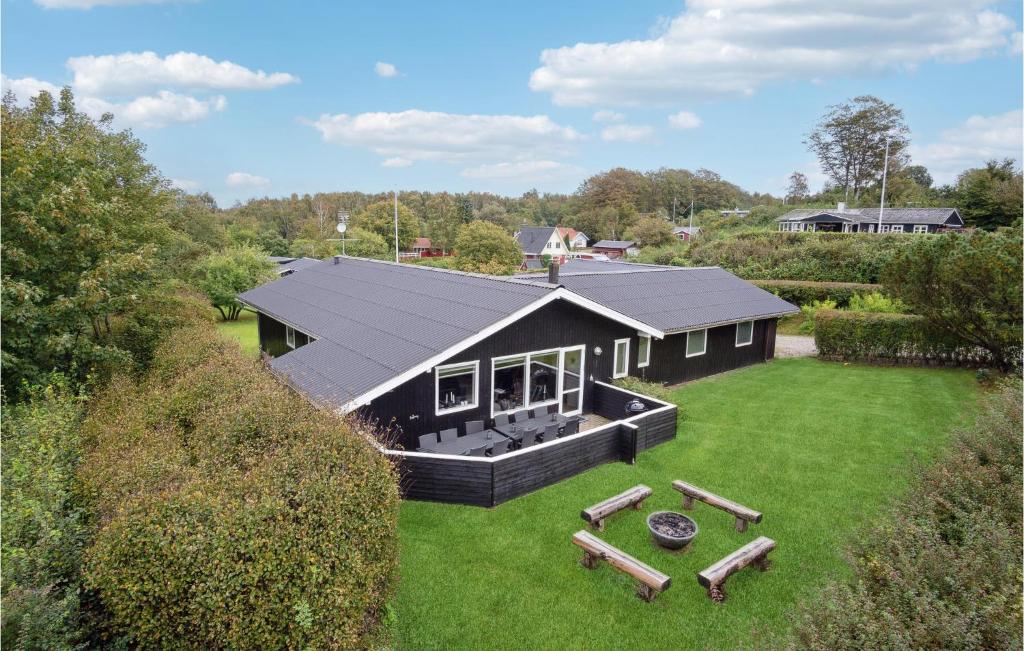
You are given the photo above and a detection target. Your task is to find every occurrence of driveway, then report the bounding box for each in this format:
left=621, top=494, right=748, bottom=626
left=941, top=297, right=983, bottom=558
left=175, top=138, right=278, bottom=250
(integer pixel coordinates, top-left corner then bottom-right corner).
left=775, top=335, right=818, bottom=358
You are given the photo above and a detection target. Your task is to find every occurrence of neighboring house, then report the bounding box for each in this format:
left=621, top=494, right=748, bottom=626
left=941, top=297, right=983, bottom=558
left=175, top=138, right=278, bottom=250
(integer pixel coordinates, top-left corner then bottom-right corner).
left=270, top=256, right=320, bottom=277
left=557, top=226, right=589, bottom=249
left=776, top=204, right=964, bottom=233
left=591, top=240, right=639, bottom=259
left=239, top=257, right=796, bottom=505
left=515, top=226, right=567, bottom=265
left=720, top=208, right=751, bottom=217
left=672, top=226, right=701, bottom=241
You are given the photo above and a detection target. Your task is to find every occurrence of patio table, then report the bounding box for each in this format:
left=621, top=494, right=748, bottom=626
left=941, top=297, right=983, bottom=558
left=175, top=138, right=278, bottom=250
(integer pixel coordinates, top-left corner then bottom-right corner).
left=430, top=429, right=509, bottom=456
left=493, top=413, right=571, bottom=445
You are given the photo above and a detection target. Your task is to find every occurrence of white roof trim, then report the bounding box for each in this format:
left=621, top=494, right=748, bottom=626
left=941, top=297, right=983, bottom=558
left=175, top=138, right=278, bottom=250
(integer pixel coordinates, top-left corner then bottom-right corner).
left=336, top=289, right=664, bottom=413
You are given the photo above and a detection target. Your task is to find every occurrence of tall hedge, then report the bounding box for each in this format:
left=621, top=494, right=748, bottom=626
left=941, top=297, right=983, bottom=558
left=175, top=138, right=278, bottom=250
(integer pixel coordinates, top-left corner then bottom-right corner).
left=814, top=310, right=990, bottom=366
left=750, top=279, right=882, bottom=308
left=790, top=380, right=1022, bottom=649
left=78, top=324, right=399, bottom=649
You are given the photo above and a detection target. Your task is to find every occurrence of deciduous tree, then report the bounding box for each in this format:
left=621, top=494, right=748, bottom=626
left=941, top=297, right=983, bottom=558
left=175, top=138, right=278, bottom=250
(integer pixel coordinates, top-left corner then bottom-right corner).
left=352, top=199, right=418, bottom=252
left=453, top=221, right=522, bottom=274
left=194, top=245, right=277, bottom=321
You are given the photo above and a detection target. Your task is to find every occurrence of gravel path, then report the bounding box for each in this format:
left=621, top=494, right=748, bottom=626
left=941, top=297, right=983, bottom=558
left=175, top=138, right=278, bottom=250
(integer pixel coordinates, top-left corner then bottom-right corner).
left=775, top=335, right=818, bottom=358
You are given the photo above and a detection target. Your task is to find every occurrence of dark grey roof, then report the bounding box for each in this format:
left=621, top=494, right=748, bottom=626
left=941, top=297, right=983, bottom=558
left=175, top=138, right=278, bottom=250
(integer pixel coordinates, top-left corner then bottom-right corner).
left=277, top=257, right=321, bottom=275
left=515, top=226, right=557, bottom=255
left=672, top=226, right=700, bottom=235
left=592, top=240, right=636, bottom=249
left=777, top=207, right=962, bottom=225
left=523, top=258, right=545, bottom=270
left=238, top=257, right=555, bottom=409
left=269, top=255, right=297, bottom=263
left=554, top=262, right=798, bottom=334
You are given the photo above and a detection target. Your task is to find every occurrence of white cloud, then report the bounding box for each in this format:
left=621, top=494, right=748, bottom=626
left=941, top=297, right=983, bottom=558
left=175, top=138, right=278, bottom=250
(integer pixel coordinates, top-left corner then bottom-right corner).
left=68, top=51, right=298, bottom=95
left=79, top=91, right=226, bottom=128
left=381, top=157, right=413, bottom=167
left=310, top=109, right=582, bottom=163
left=374, top=61, right=400, bottom=78
left=460, top=160, right=582, bottom=182
left=668, top=110, right=701, bottom=129
left=530, top=0, right=1019, bottom=106
left=225, top=172, right=270, bottom=188
left=592, top=110, right=624, bottom=123
left=170, top=178, right=202, bottom=191
left=35, top=0, right=176, bottom=8
left=600, top=124, right=654, bottom=142
left=911, top=109, right=1023, bottom=184
left=1, top=75, right=62, bottom=103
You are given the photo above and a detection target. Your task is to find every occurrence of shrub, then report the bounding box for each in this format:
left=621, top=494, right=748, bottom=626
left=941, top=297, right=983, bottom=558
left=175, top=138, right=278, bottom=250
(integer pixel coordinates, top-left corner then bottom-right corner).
left=613, top=376, right=673, bottom=403
left=750, top=279, right=882, bottom=308
left=453, top=221, right=522, bottom=275
left=846, top=291, right=906, bottom=313
left=790, top=380, right=1022, bottom=650
left=814, top=310, right=990, bottom=366
left=193, top=245, right=277, bottom=321
left=1, top=377, right=89, bottom=651
left=79, top=324, right=400, bottom=649
left=798, top=299, right=837, bottom=334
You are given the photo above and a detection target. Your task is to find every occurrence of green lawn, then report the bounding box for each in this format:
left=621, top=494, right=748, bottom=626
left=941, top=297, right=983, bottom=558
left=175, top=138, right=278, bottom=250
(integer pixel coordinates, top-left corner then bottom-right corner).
left=214, top=309, right=259, bottom=357
left=395, top=359, right=978, bottom=650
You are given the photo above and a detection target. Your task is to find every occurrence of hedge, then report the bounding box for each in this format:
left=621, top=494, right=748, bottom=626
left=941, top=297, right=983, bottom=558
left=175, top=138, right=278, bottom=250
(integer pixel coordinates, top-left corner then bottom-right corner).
left=79, top=324, right=400, bottom=649
left=750, top=279, right=882, bottom=308
left=790, top=380, right=1022, bottom=649
left=814, top=310, right=991, bottom=367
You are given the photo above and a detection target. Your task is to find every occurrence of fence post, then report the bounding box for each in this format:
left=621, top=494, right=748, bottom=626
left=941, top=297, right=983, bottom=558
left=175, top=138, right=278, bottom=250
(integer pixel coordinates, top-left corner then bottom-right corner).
left=620, top=422, right=639, bottom=464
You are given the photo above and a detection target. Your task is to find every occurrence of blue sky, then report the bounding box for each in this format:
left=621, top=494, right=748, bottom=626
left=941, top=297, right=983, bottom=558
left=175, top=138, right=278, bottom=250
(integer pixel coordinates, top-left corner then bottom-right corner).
left=3, top=0, right=1022, bottom=206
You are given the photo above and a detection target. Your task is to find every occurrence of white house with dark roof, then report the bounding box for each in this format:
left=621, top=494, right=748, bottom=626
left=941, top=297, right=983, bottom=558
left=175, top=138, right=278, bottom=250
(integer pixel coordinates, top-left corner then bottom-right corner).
left=777, top=204, right=964, bottom=233
left=514, top=226, right=567, bottom=265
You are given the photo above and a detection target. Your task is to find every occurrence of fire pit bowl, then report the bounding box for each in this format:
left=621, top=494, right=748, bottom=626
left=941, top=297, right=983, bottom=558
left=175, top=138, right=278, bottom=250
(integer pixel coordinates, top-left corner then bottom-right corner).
left=647, top=511, right=698, bottom=550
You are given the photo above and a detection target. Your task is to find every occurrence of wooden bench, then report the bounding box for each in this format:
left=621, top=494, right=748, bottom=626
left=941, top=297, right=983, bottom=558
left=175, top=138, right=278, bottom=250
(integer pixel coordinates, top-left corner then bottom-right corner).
left=580, top=484, right=652, bottom=531
left=697, top=536, right=775, bottom=603
left=572, top=530, right=671, bottom=602
left=671, top=480, right=762, bottom=532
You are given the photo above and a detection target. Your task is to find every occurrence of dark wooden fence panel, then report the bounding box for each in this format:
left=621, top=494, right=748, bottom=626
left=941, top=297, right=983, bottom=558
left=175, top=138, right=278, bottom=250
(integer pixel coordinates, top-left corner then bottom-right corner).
left=396, top=455, right=493, bottom=507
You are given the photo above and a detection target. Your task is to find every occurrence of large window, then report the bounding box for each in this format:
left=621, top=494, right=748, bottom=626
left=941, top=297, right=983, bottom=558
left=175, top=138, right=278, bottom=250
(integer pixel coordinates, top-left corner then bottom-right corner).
left=686, top=329, right=707, bottom=358
left=613, top=338, right=630, bottom=378
left=735, top=321, right=753, bottom=347
left=285, top=326, right=296, bottom=349
left=912, top=225, right=928, bottom=234
left=435, top=361, right=479, bottom=415
left=491, top=349, right=561, bottom=415
left=890, top=224, right=904, bottom=233
left=492, top=355, right=526, bottom=413
left=637, top=334, right=651, bottom=368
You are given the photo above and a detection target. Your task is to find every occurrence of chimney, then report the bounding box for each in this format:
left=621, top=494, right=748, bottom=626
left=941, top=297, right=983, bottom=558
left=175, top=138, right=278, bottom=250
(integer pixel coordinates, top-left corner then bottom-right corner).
left=837, top=202, right=846, bottom=212
left=548, top=262, right=560, bottom=284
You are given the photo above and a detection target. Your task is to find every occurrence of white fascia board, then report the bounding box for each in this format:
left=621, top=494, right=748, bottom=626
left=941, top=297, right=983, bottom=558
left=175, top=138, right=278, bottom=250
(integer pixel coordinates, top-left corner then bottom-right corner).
left=553, top=288, right=664, bottom=339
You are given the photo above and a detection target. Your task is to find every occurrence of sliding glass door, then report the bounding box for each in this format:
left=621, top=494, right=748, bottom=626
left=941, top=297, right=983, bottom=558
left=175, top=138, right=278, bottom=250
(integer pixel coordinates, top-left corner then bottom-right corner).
left=560, top=346, right=585, bottom=416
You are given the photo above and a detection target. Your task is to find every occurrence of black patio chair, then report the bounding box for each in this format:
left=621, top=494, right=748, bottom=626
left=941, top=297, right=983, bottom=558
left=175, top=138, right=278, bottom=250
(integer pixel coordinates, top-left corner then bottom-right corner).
left=417, top=432, right=438, bottom=451
left=488, top=438, right=510, bottom=456
left=542, top=423, right=559, bottom=442
left=494, top=413, right=510, bottom=427
left=512, top=409, right=529, bottom=423
left=440, top=428, right=458, bottom=442
left=562, top=417, right=579, bottom=436
left=469, top=444, right=487, bottom=457
left=547, top=404, right=559, bottom=415
left=520, top=426, right=538, bottom=448
left=465, top=420, right=484, bottom=435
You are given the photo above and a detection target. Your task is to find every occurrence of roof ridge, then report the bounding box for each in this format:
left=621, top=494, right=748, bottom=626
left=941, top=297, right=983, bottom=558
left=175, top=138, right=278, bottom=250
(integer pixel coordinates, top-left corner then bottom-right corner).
left=331, top=255, right=558, bottom=290
left=561, top=264, right=723, bottom=277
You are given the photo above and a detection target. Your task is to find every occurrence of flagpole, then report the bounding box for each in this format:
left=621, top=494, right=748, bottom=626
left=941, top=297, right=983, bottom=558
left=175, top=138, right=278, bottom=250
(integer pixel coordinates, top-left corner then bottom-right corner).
left=393, top=190, right=399, bottom=263
left=878, top=137, right=890, bottom=234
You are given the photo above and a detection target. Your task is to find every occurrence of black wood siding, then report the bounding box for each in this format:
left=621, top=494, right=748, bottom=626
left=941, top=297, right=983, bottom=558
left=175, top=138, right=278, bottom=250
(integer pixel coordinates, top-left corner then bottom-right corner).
left=634, top=319, right=777, bottom=385
left=257, top=312, right=311, bottom=358
left=364, top=299, right=642, bottom=450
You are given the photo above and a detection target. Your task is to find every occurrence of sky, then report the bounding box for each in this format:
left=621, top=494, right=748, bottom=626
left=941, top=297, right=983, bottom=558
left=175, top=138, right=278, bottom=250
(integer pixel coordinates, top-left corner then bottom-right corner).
left=3, top=0, right=1022, bottom=206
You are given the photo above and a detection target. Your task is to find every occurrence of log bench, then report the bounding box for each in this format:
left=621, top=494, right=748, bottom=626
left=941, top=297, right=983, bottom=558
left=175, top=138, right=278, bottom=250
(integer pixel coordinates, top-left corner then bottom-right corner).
left=697, top=536, right=775, bottom=603
left=671, top=480, right=762, bottom=532
left=571, top=530, right=671, bottom=602
left=580, top=484, right=652, bottom=531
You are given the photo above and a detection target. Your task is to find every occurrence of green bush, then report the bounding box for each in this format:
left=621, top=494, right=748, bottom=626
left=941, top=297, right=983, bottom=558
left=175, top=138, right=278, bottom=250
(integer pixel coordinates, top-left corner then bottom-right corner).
left=790, top=380, right=1022, bottom=650
left=798, top=299, right=837, bottom=334
left=1, top=377, right=89, bottom=651
left=613, top=376, right=673, bottom=403
left=79, top=324, right=400, bottom=649
left=750, top=279, right=882, bottom=308
left=814, top=310, right=989, bottom=366
left=847, top=291, right=906, bottom=313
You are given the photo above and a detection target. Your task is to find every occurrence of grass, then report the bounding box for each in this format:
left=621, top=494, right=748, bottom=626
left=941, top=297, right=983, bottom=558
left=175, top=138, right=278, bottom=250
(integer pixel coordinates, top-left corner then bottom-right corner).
left=776, top=313, right=808, bottom=336
left=394, top=358, right=979, bottom=650
left=213, top=309, right=259, bottom=357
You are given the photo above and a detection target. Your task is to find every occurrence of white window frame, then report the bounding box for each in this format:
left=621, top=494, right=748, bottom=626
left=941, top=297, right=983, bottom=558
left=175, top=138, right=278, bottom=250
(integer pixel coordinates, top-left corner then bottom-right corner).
left=285, top=325, right=296, bottom=349
left=890, top=224, right=904, bottom=233
left=612, top=338, right=630, bottom=379
left=559, top=345, right=586, bottom=417
left=912, top=225, right=928, bottom=234
left=879, top=224, right=890, bottom=233
left=435, top=360, right=480, bottom=416
left=637, top=334, right=651, bottom=368
left=735, top=321, right=754, bottom=347
left=685, top=329, right=707, bottom=358
left=490, top=349, right=563, bottom=417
